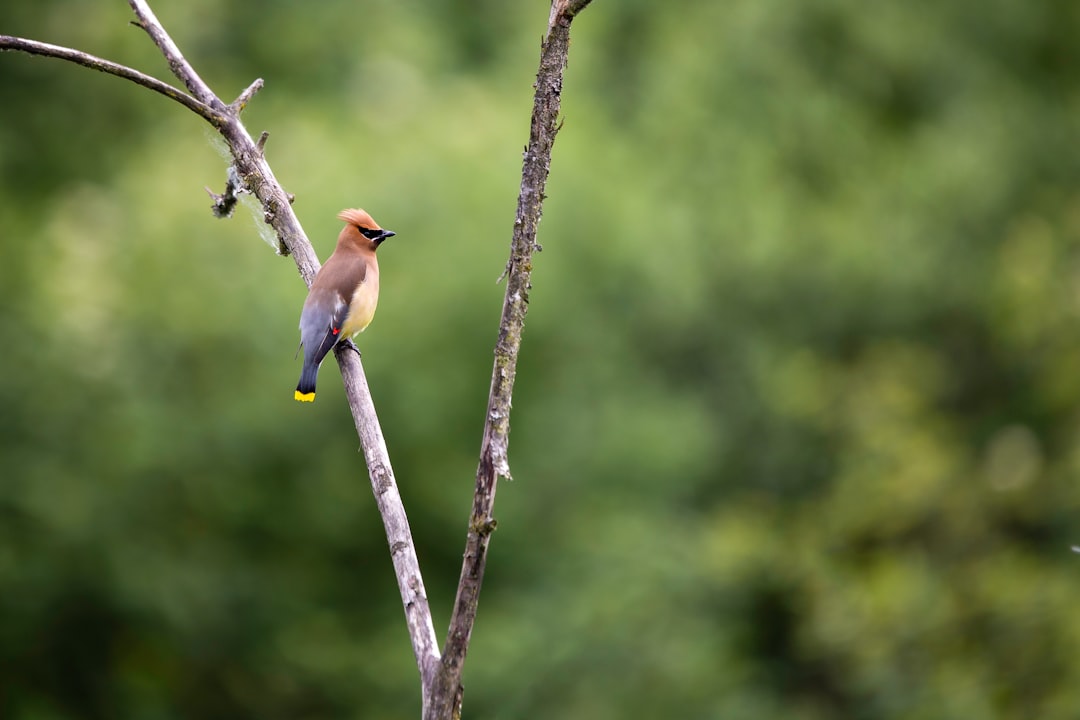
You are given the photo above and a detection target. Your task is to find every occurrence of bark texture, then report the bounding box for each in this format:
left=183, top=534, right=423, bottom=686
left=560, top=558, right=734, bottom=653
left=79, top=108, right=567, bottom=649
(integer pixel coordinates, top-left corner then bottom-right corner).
left=426, top=2, right=595, bottom=718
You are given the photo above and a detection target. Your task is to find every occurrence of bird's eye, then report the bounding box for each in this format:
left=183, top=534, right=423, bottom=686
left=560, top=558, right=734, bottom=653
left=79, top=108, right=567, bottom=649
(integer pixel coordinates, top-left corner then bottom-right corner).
left=359, top=227, right=381, bottom=239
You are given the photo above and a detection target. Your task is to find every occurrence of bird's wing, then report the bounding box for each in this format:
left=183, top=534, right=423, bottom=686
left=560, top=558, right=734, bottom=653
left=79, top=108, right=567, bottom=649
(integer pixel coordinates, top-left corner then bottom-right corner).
left=298, top=286, right=352, bottom=367
left=298, top=253, right=371, bottom=362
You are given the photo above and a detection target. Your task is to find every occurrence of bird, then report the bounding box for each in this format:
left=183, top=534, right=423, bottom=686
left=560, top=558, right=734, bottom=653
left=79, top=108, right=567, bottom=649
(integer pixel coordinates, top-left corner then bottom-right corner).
left=294, top=208, right=396, bottom=402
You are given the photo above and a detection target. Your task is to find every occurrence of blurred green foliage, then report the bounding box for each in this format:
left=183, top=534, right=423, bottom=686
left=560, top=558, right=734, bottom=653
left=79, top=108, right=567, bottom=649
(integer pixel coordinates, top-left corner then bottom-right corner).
left=3, top=0, right=1080, bottom=718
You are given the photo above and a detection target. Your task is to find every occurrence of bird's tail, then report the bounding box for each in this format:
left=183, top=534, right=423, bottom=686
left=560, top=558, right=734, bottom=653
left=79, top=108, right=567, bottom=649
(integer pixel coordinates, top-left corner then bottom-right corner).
left=295, top=358, right=320, bottom=402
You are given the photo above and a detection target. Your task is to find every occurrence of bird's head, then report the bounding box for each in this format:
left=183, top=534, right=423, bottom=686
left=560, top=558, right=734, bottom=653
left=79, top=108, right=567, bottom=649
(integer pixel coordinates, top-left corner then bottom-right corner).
left=338, top=208, right=396, bottom=250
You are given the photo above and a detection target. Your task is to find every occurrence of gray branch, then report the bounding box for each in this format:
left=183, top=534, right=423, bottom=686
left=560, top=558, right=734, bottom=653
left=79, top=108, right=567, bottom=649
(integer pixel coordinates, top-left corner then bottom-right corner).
left=1, top=0, right=440, bottom=700
left=128, top=0, right=221, bottom=107
left=0, top=34, right=222, bottom=125
left=425, top=1, right=594, bottom=717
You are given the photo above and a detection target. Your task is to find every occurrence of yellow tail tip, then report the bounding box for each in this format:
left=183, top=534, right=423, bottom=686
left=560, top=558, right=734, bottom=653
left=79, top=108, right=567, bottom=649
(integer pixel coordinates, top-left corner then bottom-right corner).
left=295, top=390, right=316, bottom=402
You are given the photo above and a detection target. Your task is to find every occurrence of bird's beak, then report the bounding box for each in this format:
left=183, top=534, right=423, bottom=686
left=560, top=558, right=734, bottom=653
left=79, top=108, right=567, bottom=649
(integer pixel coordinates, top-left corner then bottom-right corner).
left=375, top=229, right=396, bottom=244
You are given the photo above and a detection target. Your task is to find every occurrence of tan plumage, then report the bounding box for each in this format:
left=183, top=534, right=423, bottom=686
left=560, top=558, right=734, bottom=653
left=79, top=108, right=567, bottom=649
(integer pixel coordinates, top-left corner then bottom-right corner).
left=295, top=208, right=396, bottom=402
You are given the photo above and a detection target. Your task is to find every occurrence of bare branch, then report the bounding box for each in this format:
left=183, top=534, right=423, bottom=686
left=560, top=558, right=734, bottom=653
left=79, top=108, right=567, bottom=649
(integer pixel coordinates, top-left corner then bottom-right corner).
left=126, top=0, right=443, bottom=691
left=128, top=0, right=221, bottom=108
left=425, top=1, right=594, bottom=717
left=0, top=35, right=222, bottom=125
left=564, top=0, right=595, bottom=16
left=2, top=0, right=442, bottom=699
left=546, top=0, right=594, bottom=36
left=231, top=78, right=264, bottom=113
left=336, top=343, right=442, bottom=683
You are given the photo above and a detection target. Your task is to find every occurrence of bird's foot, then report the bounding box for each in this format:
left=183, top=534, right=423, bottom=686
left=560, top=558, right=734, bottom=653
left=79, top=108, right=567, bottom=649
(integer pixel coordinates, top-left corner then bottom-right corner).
left=338, top=338, right=362, bottom=358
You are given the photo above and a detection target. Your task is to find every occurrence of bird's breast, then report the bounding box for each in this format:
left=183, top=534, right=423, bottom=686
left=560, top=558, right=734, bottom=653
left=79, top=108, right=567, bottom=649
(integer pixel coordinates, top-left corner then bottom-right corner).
left=341, top=272, right=380, bottom=337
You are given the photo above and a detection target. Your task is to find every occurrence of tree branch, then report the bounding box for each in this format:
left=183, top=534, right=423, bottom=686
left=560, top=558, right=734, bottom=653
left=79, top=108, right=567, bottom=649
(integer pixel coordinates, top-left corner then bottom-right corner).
left=426, top=1, right=594, bottom=717
left=0, top=35, right=223, bottom=126
left=337, top=343, right=442, bottom=686
left=0, top=0, right=441, bottom=702
left=128, top=0, right=221, bottom=108
left=231, top=77, right=264, bottom=113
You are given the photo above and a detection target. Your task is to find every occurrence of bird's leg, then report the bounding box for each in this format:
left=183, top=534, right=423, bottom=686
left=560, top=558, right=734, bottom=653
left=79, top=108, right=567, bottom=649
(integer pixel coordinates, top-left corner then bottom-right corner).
left=338, top=338, right=362, bottom=358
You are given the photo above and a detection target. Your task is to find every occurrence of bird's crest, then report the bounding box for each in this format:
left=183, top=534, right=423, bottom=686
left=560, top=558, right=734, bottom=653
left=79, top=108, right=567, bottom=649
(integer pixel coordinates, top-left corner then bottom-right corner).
left=338, top=208, right=378, bottom=229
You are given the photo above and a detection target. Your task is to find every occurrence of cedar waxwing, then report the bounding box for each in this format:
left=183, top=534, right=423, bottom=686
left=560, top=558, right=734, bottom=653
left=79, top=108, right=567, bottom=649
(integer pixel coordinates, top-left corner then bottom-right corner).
left=294, top=208, right=396, bottom=402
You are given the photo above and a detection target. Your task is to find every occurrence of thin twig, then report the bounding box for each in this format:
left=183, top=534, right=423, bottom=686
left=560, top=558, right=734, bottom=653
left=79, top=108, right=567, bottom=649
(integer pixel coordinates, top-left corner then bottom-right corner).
left=128, top=0, right=221, bottom=107
left=0, top=35, right=223, bottom=125
left=425, top=1, right=594, bottom=717
left=231, top=77, right=264, bottom=113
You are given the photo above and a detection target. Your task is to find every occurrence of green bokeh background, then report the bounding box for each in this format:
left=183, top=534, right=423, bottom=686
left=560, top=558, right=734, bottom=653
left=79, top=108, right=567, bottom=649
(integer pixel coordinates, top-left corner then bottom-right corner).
left=3, top=1, right=1080, bottom=718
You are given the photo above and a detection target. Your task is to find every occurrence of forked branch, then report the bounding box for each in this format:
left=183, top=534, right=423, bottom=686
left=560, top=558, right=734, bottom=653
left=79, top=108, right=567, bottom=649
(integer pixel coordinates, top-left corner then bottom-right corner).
left=0, top=1, right=594, bottom=717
